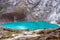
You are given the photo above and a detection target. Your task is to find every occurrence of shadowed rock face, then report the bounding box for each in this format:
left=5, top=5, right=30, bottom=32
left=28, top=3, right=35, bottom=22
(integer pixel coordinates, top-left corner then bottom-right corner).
left=1, top=13, right=14, bottom=22
left=1, top=13, right=26, bottom=22
left=46, top=36, right=60, bottom=40
left=0, top=8, right=26, bottom=22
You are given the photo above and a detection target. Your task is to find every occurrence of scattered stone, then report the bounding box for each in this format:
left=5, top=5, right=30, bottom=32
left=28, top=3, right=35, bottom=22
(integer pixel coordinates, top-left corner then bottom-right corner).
left=0, top=27, right=60, bottom=40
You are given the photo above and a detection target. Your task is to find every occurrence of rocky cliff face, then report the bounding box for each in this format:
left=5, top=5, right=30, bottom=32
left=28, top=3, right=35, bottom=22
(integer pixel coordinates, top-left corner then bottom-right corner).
left=26, top=0, right=60, bottom=23
left=0, top=0, right=60, bottom=24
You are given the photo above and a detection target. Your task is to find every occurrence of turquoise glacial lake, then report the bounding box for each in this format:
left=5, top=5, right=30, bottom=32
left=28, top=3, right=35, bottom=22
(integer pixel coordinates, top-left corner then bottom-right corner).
left=1, top=21, right=60, bottom=30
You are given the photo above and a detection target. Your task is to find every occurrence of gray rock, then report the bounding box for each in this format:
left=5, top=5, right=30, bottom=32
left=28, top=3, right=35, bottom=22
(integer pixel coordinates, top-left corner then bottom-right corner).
left=1, top=0, right=60, bottom=24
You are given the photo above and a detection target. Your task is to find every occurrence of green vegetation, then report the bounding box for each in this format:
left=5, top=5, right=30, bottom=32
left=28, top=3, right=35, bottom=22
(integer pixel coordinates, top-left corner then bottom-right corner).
left=0, top=6, right=3, bottom=11
left=6, top=33, right=13, bottom=38
left=0, top=6, right=7, bottom=14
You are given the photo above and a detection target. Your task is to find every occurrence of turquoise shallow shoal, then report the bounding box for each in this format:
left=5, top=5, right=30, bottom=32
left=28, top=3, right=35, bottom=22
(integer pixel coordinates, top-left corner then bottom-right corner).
left=1, top=21, right=60, bottom=30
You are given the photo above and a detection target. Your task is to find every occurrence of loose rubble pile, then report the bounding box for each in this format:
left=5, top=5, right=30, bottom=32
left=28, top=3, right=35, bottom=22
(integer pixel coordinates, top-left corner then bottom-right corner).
left=0, top=26, right=60, bottom=40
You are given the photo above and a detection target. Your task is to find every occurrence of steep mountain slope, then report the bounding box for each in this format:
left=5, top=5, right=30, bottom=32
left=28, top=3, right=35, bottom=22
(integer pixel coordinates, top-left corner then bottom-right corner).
left=0, top=0, right=60, bottom=24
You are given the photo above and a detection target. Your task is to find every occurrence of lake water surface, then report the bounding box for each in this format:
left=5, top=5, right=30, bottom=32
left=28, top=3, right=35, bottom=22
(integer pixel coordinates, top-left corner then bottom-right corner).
left=1, top=21, right=60, bottom=30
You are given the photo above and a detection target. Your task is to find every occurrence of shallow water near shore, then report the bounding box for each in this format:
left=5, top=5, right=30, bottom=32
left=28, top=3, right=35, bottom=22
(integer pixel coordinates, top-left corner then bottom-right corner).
left=1, top=21, right=60, bottom=30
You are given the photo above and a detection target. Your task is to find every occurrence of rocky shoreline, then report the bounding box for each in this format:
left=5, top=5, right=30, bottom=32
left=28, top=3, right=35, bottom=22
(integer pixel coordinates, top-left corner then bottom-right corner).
left=0, top=27, right=60, bottom=40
